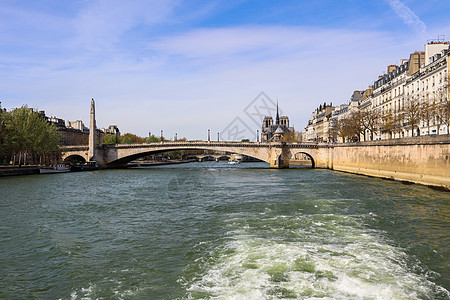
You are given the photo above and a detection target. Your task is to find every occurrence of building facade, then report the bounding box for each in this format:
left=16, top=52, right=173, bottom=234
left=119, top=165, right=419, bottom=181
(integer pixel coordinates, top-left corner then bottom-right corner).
left=304, top=39, right=450, bottom=142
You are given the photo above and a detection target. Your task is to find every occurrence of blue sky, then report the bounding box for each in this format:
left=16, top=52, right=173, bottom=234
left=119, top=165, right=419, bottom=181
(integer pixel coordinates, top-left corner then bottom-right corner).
left=1, top=0, right=449, bottom=140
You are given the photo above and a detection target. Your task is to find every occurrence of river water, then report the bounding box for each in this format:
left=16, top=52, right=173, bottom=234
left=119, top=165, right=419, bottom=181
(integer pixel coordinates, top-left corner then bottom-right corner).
left=0, top=161, right=448, bottom=299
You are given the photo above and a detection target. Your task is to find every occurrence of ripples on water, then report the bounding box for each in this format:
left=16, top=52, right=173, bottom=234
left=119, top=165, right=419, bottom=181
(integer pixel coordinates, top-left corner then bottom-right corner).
left=0, top=161, right=448, bottom=299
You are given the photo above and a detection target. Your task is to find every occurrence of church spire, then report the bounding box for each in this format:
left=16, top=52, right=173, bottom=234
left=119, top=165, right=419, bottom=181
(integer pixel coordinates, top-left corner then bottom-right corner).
left=276, top=101, right=280, bottom=125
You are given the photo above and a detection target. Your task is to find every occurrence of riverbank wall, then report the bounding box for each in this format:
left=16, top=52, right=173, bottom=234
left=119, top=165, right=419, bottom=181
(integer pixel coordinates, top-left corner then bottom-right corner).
left=329, top=135, right=450, bottom=190
left=0, top=166, right=40, bottom=177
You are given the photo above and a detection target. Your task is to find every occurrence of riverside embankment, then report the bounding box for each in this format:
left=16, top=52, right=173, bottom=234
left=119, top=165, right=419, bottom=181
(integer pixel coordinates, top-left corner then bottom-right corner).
left=330, top=135, right=450, bottom=190
left=0, top=166, right=40, bottom=177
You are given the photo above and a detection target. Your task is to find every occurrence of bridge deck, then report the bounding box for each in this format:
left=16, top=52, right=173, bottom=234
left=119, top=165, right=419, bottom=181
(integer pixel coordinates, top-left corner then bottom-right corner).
left=62, top=141, right=321, bottom=151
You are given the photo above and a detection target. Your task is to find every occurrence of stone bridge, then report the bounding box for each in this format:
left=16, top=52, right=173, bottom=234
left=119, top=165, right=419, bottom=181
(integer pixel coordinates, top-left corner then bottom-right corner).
left=61, top=99, right=450, bottom=189
left=61, top=141, right=331, bottom=169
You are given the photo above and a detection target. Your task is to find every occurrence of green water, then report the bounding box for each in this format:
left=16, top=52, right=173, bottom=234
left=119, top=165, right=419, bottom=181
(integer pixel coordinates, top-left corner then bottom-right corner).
left=0, top=161, right=448, bottom=299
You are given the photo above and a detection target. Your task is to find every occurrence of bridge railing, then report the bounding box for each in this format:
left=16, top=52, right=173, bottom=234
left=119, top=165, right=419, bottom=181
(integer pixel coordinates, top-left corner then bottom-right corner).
left=61, top=141, right=323, bottom=152
left=104, top=141, right=320, bottom=149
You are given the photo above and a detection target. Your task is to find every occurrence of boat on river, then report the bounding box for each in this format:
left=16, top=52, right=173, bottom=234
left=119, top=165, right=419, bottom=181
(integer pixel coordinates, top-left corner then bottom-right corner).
left=228, top=159, right=241, bottom=165
left=70, top=161, right=99, bottom=172
left=39, top=164, right=70, bottom=174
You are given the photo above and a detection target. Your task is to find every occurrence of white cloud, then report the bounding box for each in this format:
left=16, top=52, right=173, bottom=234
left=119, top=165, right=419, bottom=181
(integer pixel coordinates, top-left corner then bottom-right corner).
left=4, top=25, right=419, bottom=139
left=0, top=1, right=435, bottom=140
left=71, top=0, right=180, bottom=51
left=385, top=0, right=427, bottom=33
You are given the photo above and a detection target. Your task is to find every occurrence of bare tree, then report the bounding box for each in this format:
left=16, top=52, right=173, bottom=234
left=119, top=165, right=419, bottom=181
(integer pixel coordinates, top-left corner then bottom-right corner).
left=361, top=108, right=380, bottom=141
left=281, top=130, right=302, bottom=142
left=347, top=111, right=364, bottom=141
left=435, top=75, right=449, bottom=134
left=381, top=110, right=396, bottom=139
left=420, top=99, right=434, bottom=135
left=402, top=96, right=421, bottom=137
left=393, top=108, right=405, bottom=138
left=329, top=118, right=346, bottom=142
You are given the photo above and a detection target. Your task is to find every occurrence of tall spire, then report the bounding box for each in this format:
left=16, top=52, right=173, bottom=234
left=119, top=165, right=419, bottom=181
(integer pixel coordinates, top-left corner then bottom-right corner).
left=276, top=101, right=280, bottom=125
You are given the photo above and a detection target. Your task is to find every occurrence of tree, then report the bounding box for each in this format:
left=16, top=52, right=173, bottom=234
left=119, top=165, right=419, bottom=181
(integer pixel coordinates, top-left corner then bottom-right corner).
left=381, top=110, right=396, bottom=139
left=0, top=109, right=11, bottom=161
left=330, top=116, right=356, bottom=143
left=119, top=133, right=146, bottom=144
left=347, top=111, right=364, bottom=141
left=402, top=96, right=421, bottom=137
left=1, top=106, right=60, bottom=165
left=146, top=134, right=161, bottom=143
left=361, top=109, right=380, bottom=141
left=392, top=109, right=405, bottom=138
left=419, top=98, right=435, bottom=135
left=103, top=133, right=119, bottom=144
left=434, top=77, right=449, bottom=134
left=329, top=118, right=344, bottom=142
left=281, top=131, right=302, bottom=142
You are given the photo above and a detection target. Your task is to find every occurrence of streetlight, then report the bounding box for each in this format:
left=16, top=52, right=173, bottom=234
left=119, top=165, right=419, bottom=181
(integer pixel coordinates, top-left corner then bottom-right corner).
left=160, top=130, right=163, bottom=141
left=208, top=129, right=210, bottom=142
left=257, top=130, right=259, bottom=142
left=217, top=132, right=219, bottom=142
left=175, top=133, right=177, bottom=141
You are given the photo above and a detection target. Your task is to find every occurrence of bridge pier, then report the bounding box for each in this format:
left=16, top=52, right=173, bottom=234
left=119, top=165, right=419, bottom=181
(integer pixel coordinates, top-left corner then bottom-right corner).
left=269, top=143, right=290, bottom=168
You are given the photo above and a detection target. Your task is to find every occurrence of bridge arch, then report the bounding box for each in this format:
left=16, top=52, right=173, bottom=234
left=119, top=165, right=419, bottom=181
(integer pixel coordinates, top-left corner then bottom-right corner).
left=62, top=142, right=325, bottom=169
left=103, top=145, right=270, bottom=167
left=289, top=150, right=315, bottom=168
left=63, top=154, right=87, bottom=164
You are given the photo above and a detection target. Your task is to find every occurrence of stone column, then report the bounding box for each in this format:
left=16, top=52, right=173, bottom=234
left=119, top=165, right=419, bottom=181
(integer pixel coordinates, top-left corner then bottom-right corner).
left=88, top=98, right=97, bottom=161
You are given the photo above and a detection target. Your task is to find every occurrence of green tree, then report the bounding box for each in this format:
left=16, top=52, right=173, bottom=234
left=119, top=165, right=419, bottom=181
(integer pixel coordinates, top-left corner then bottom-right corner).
left=146, top=134, right=161, bottom=143
left=103, top=133, right=119, bottom=144
left=4, top=106, right=60, bottom=165
left=119, top=133, right=146, bottom=144
left=0, top=109, right=11, bottom=161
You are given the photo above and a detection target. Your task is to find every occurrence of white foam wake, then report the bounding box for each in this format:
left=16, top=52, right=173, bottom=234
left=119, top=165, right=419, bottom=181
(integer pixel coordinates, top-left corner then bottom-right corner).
left=181, top=213, right=448, bottom=299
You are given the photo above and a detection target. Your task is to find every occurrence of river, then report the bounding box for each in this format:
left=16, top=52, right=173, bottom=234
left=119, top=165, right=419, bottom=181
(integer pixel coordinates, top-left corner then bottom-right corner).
left=0, top=161, right=448, bottom=299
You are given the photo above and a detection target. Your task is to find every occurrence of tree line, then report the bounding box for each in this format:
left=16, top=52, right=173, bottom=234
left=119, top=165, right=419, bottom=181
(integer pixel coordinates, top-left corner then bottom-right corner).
left=330, top=91, right=450, bottom=142
left=102, top=133, right=188, bottom=144
left=0, top=106, right=60, bottom=165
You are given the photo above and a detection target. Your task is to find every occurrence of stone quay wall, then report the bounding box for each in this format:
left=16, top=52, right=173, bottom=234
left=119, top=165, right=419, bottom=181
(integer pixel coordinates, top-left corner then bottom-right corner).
left=330, top=135, right=450, bottom=189
left=0, top=166, right=40, bottom=177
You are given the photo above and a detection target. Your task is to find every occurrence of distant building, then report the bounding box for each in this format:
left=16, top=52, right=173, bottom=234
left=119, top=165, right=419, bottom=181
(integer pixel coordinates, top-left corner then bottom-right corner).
left=67, top=120, right=89, bottom=133
left=101, top=125, right=120, bottom=136
left=306, top=103, right=336, bottom=143
left=39, top=111, right=98, bottom=146
left=304, top=39, right=450, bottom=142
left=261, top=103, right=294, bottom=142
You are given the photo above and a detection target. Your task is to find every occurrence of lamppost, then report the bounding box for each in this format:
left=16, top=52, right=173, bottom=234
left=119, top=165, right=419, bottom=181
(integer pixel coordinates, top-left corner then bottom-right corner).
left=175, top=133, right=177, bottom=141
left=217, top=132, right=219, bottom=142
left=208, top=129, right=210, bottom=142
left=257, top=130, right=259, bottom=142
left=160, top=130, right=163, bottom=141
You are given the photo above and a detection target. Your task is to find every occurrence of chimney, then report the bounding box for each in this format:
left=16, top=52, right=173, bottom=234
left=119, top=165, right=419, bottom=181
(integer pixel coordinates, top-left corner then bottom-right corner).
left=387, top=65, right=397, bottom=73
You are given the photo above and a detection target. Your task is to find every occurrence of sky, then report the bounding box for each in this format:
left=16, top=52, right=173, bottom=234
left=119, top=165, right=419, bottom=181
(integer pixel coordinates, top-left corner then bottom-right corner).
left=1, top=0, right=450, bottom=140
